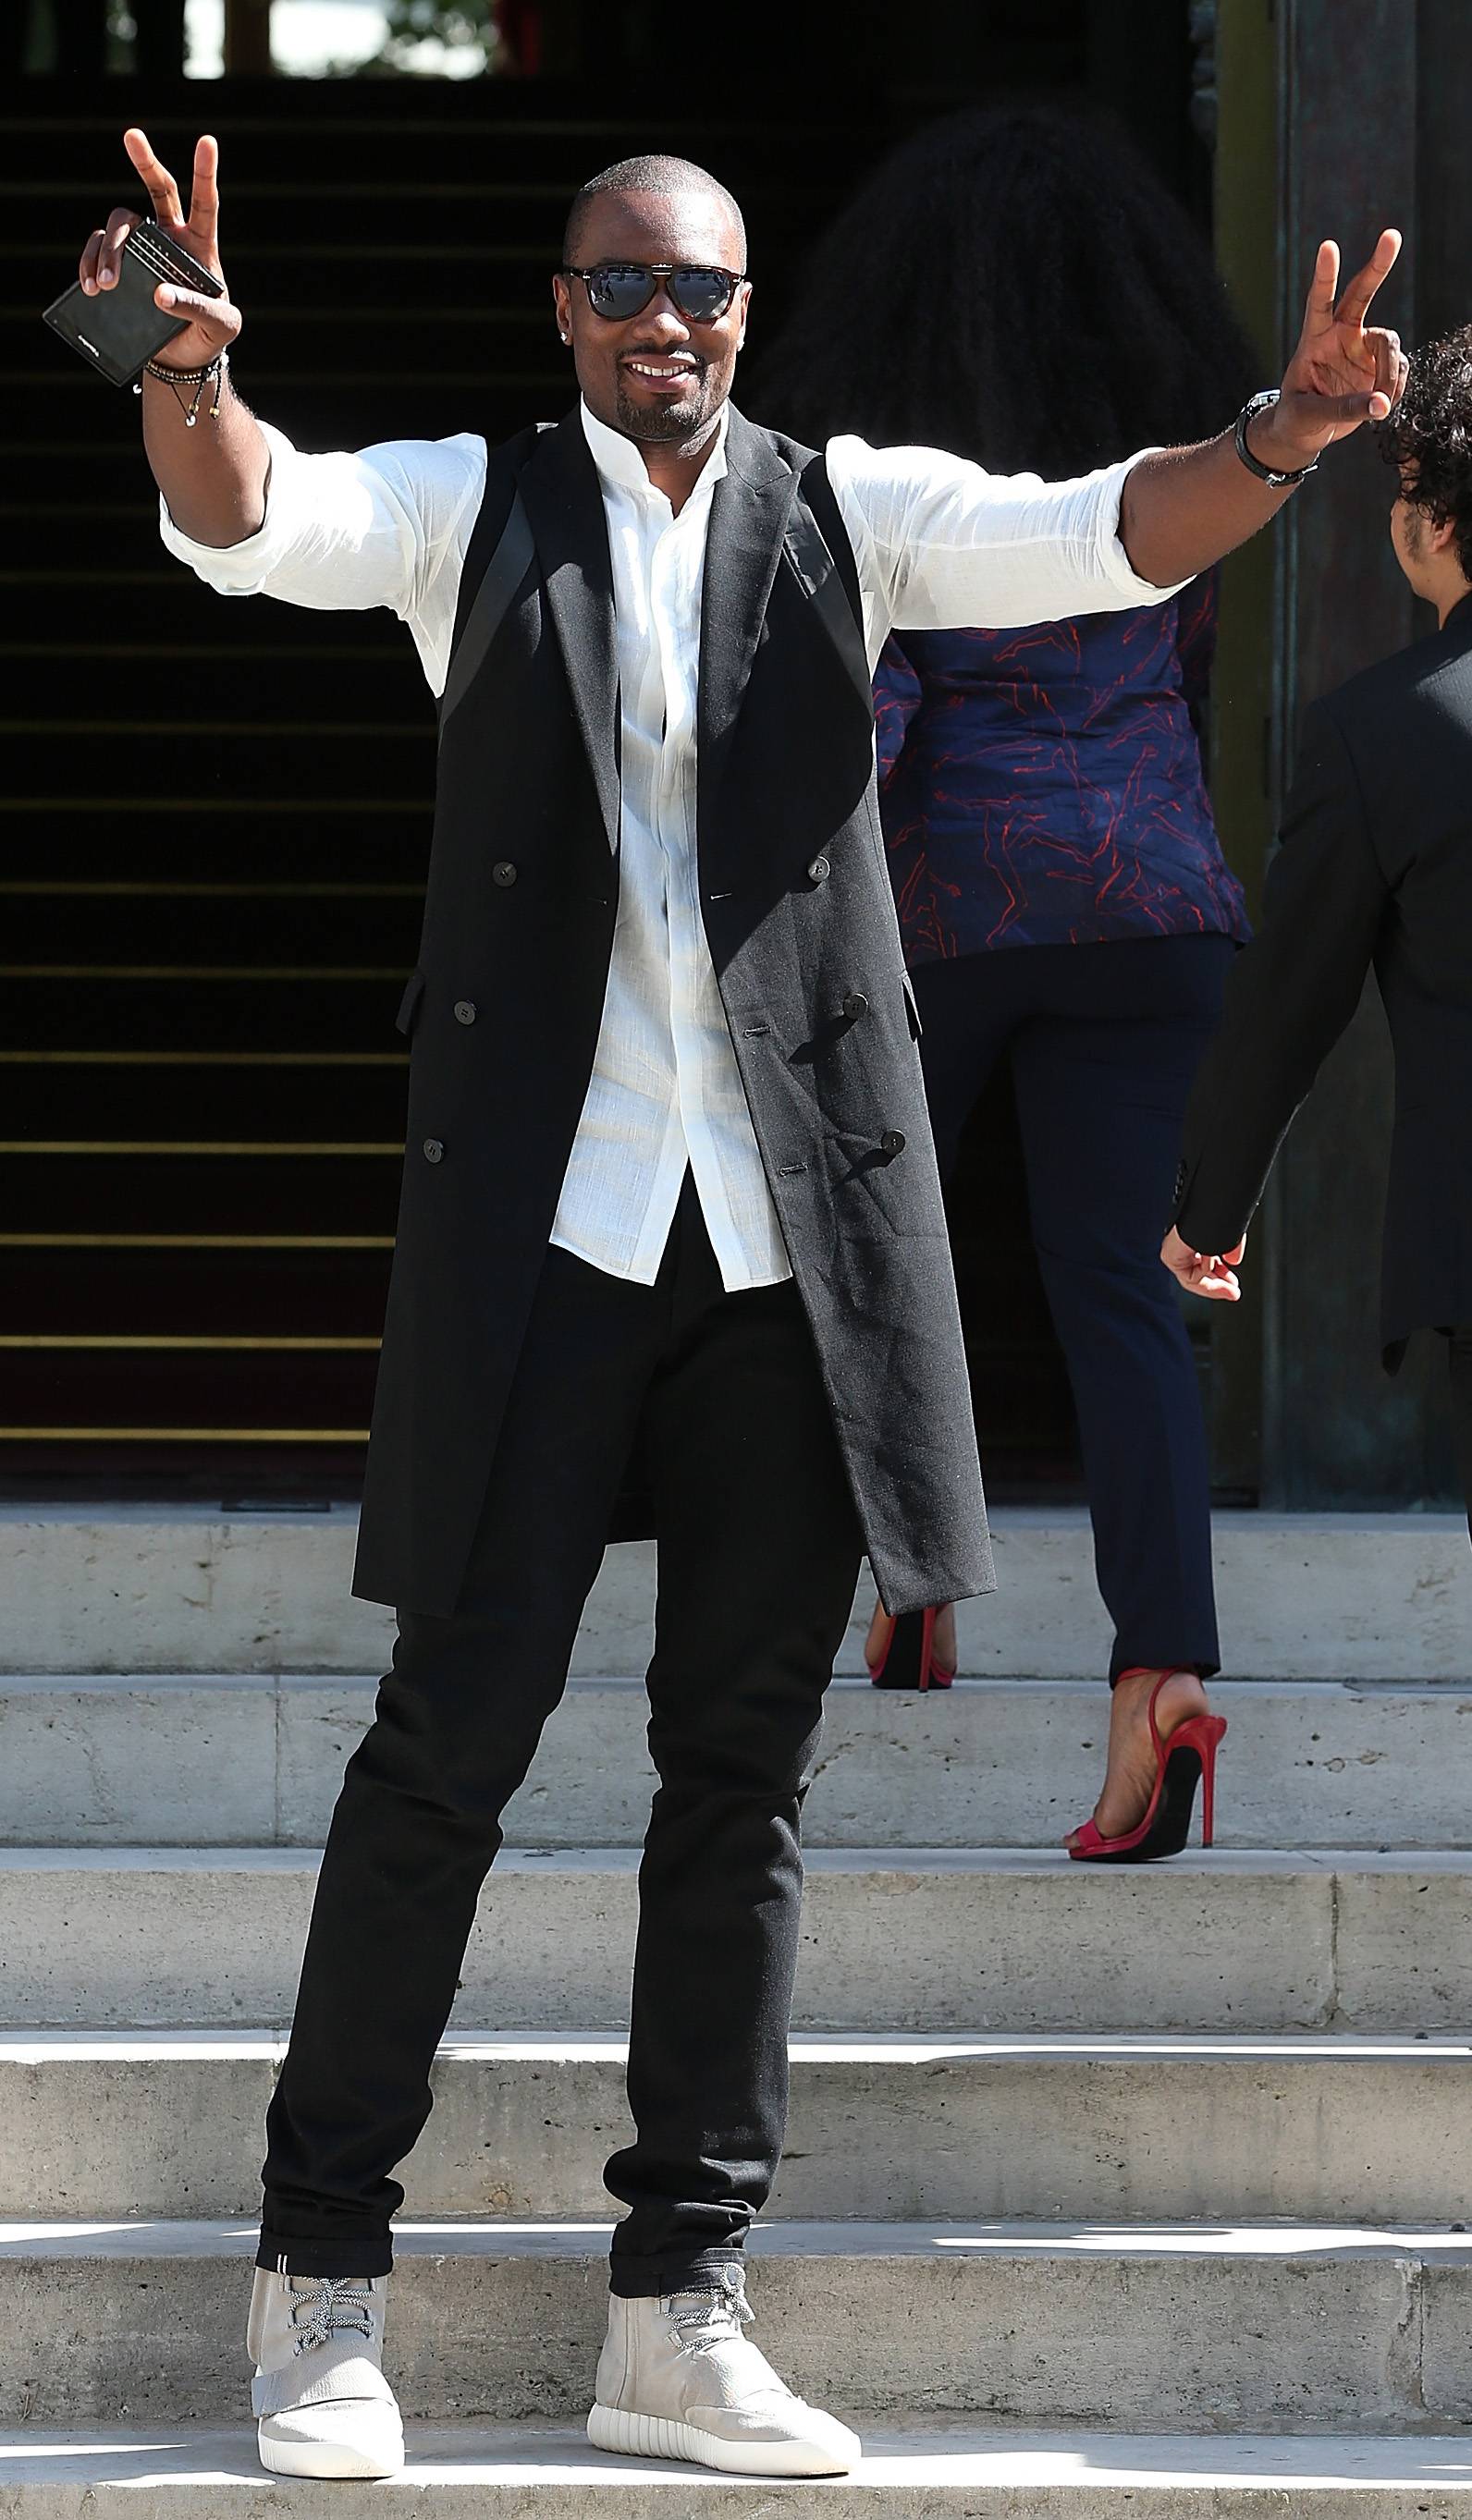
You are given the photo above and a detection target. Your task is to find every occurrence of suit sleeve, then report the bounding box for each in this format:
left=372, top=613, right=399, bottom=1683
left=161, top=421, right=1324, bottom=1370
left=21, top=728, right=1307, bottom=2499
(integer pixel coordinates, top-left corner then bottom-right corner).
left=1172, top=696, right=1391, bottom=1254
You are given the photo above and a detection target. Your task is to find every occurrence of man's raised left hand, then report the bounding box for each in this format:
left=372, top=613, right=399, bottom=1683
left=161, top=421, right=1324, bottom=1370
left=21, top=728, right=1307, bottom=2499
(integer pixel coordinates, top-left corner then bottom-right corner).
left=1252, top=228, right=1409, bottom=475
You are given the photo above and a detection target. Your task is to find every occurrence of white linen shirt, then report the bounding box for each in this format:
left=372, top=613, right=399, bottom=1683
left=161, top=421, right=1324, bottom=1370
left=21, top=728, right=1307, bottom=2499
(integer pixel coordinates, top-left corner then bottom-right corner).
left=160, top=403, right=1184, bottom=1290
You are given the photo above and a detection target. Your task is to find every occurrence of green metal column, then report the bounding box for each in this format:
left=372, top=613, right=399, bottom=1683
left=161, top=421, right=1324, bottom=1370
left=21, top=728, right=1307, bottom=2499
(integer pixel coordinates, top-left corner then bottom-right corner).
left=1269, top=0, right=1456, bottom=1504
left=1214, top=0, right=1456, bottom=1505
left=1205, top=0, right=1278, bottom=1499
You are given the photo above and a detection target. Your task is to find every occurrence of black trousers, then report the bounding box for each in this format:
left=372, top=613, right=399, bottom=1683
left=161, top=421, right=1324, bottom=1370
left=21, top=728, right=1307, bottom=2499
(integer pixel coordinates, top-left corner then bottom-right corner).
left=259, top=1180, right=863, bottom=2294
left=912, top=934, right=1235, bottom=1681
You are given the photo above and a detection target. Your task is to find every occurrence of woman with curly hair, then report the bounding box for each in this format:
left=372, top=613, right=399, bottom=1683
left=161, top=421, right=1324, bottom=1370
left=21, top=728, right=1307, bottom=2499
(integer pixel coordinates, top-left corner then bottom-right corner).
left=752, top=105, right=1258, bottom=1858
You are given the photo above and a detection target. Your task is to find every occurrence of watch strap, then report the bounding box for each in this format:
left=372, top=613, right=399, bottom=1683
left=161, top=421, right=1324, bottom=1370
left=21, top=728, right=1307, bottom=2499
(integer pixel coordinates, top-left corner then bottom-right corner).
left=1234, top=388, right=1320, bottom=488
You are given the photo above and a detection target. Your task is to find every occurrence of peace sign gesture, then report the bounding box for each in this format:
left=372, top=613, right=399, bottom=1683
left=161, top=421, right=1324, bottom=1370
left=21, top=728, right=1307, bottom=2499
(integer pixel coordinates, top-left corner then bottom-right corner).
left=80, top=127, right=241, bottom=374
left=1266, top=229, right=1408, bottom=466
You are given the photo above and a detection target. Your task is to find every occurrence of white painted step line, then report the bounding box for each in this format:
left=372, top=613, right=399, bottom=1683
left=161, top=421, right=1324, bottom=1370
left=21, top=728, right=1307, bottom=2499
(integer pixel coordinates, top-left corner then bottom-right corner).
left=6, top=1511, right=1470, bottom=1681
left=6, top=1674, right=1472, bottom=1851
left=18, top=1841, right=1472, bottom=1871
left=6, top=2028, right=1471, bottom=2058
left=0, top=1844, right=1375, bottom=1872
left=16, top=2216, right=1468, bottom=2259
left=0, top=2422, right=1469, bottom=2501
left=1, top=1846, right=1469, bottom=2033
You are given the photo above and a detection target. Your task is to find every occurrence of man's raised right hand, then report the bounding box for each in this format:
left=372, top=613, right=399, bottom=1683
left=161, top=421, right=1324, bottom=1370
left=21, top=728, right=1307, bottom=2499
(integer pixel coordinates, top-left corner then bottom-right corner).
left=80, top=128, right=240, bottom=373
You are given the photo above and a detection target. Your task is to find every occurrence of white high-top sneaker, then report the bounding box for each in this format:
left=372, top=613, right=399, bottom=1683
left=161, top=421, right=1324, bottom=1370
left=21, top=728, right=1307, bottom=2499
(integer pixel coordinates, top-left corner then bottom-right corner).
left=247, top=2263, right=405, bottom=2479
left=586, top=2266, right=861, bottom=2477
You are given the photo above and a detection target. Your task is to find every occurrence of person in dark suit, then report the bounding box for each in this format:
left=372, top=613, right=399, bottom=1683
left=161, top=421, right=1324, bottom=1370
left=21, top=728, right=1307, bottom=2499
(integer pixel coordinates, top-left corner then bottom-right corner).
left=91, top=116, right=1405, bottom=2481
left=1166, top=327, right=1472, bottom=1531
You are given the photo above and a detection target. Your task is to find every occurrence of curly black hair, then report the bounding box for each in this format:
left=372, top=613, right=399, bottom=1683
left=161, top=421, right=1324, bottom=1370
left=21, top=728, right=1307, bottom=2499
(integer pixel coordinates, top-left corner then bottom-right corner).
left=746, top=105, right=1258, bottom=477
left=1376, top=324, right=1472, bottom=582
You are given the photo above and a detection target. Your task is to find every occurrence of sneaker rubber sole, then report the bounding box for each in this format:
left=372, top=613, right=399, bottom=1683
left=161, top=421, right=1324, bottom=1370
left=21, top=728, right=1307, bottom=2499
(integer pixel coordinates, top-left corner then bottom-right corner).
left=257, top=2416, right=405, bottom=2481
left=587, top=2400, right=857, bottom=2477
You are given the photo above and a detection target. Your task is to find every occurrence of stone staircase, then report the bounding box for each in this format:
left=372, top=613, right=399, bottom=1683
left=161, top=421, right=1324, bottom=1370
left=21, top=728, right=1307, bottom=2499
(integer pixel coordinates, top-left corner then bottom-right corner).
left=2, top=1508, right=1471, bottom=2508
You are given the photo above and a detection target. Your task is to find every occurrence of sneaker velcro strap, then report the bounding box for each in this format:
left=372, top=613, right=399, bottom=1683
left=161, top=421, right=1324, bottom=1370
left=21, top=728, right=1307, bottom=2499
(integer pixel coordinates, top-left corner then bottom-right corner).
left=252, top=2353, right=397, bottom=2418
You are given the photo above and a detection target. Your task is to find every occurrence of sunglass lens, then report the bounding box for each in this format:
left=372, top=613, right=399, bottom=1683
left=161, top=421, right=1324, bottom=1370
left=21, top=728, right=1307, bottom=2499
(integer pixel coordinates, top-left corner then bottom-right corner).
left=587, top=265, right=655, bottom=320
left=672, top=267, right=732, bottom=321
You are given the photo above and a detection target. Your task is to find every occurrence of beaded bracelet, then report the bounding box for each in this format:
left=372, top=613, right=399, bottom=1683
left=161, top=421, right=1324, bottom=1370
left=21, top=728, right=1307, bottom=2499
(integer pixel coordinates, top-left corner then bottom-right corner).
left=133, top=349, right=229, bottom=428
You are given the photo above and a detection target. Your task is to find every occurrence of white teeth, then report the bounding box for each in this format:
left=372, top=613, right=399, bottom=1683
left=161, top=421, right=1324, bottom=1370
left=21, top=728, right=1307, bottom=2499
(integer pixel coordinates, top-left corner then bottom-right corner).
left=627, top=361, right=692, bottom=379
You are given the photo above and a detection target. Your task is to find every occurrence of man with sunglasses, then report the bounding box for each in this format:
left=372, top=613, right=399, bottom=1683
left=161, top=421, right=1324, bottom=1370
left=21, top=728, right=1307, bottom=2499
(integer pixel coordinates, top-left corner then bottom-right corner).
left=87, top=125, right=1405, bottom=2480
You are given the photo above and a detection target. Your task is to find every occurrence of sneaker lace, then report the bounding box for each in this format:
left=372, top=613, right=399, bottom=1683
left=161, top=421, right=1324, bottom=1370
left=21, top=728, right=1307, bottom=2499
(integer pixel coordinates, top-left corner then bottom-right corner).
left=669, top=2269, right=756, bottom=2358
left=288, top=2275, right=375, bottom=2358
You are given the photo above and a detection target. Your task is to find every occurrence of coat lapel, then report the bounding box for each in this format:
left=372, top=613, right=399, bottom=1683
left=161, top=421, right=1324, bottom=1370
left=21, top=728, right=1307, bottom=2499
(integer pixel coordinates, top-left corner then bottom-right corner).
left=518, top=409, right=621, bottom=851
left=697, top=407, right=801, bottom=833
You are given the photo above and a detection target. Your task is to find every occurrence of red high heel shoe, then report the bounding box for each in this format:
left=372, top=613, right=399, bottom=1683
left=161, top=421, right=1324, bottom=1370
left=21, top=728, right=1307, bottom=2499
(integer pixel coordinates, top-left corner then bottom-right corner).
left=866, top=1606, right=955, bottom=1691
left=1067, top=1670, right=1226, bottom=1863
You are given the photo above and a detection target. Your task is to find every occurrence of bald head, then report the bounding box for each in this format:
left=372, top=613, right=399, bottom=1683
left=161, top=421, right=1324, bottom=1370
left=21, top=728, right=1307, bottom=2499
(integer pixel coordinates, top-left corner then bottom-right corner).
left=562, top=154, right=747, bottom=270
left=553, top=157, right=752, bottom=467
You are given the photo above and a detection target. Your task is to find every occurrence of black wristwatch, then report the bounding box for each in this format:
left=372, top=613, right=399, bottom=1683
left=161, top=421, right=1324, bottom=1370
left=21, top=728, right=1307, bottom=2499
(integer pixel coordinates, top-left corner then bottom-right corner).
left=1233, top=388, right=1320, bottom=488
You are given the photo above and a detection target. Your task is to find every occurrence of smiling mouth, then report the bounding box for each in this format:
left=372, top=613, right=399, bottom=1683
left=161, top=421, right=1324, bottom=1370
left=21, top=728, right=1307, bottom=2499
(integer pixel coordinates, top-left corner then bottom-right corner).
left=621, top=358, right=700, bottom=385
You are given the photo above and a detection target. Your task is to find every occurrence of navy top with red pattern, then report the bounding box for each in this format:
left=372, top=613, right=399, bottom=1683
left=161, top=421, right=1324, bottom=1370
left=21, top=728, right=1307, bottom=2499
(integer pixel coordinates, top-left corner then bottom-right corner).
left=874, top=574, right=1251, bottom=966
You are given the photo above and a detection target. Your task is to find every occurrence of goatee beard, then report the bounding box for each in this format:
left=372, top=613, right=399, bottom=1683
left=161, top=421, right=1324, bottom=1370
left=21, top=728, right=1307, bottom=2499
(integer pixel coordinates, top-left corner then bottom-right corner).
left=614, top=372, right=710, bottom=442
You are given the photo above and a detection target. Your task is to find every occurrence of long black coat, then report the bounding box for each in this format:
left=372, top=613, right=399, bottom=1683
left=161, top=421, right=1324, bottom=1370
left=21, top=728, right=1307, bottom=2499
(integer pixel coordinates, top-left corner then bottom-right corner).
left=1175, top=590, right=1472, bottom=1363
left=354, top=405, right=993, bottom=1616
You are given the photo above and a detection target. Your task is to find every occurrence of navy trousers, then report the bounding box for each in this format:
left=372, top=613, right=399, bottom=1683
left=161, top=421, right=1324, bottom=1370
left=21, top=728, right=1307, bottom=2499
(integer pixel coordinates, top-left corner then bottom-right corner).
left=911, top=933, right=1236, bottom=1681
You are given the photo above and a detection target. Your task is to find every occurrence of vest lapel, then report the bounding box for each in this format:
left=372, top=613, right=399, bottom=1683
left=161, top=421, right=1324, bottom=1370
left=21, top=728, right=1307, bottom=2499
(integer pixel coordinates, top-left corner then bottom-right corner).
left=519, top=410, right=620, bottom=852
left=697, top=408, right=801, bottom=833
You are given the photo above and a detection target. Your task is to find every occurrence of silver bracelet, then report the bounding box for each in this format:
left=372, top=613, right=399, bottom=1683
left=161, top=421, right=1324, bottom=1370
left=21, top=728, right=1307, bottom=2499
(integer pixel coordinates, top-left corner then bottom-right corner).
left=133, top=348, right=229, bottom=428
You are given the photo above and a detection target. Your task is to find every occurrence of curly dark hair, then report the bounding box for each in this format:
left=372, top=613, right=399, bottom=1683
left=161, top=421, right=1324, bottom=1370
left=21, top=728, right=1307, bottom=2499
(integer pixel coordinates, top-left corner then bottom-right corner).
left=746, top=106, right=1258, bottom=476
left=1376, top=324, right=1472, bottom=582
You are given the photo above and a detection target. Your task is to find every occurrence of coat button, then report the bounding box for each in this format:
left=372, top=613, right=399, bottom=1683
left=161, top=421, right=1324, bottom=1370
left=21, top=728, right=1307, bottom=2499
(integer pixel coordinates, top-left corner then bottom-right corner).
left=423, top=1138, right=444, bottom=1164
left=453, top=999, right=477, bottom=1026
left=492, top=861, right=518, bottom=887
left=807, top=854, right=830, bottom=885
left=842, top=990, right=868, bottom=1021
left=879, top=1129, right=906, bottom=1158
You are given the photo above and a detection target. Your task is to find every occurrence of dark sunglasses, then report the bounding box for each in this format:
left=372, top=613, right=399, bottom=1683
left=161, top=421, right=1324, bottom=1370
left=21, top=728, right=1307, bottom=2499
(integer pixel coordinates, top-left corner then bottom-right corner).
left=561, top=262, right=745, bottom=324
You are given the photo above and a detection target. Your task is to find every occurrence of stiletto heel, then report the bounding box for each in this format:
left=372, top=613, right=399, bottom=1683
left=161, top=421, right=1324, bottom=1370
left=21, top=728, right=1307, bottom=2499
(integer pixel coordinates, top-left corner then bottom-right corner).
left=866, top=1606, right=955, bottom=1691
left=1068, top=1672, right=1226, bottom=1864
left=1198, top=1718, right=1221, bottom=1848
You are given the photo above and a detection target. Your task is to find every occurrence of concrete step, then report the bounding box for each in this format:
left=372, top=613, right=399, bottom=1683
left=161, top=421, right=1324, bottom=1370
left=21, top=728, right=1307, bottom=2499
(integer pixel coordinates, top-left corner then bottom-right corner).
left=6, top=1507, right=1470, bottom=1682
left=3, top=1673, right=1468, bottom=1851
left=0, top=1846, right=1467, bottom=2035
left=1, top=2422, right=1468, bottom=2512
left=2, top=2219, right=1469, bottom=2430
left=6, top=2030, right=1472, bottom=2225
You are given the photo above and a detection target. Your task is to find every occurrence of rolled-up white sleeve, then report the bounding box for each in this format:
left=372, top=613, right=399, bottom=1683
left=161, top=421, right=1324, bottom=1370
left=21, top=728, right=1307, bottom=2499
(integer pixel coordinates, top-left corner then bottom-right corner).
left=158, top=422, right=487, bottom=695
left=826, top=435, right=1191, bottom=666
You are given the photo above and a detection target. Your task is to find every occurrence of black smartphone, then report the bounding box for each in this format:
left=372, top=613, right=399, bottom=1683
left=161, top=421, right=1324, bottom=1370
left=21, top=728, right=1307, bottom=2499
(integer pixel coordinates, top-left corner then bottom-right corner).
left=42, top=220, right=224, bottom=387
